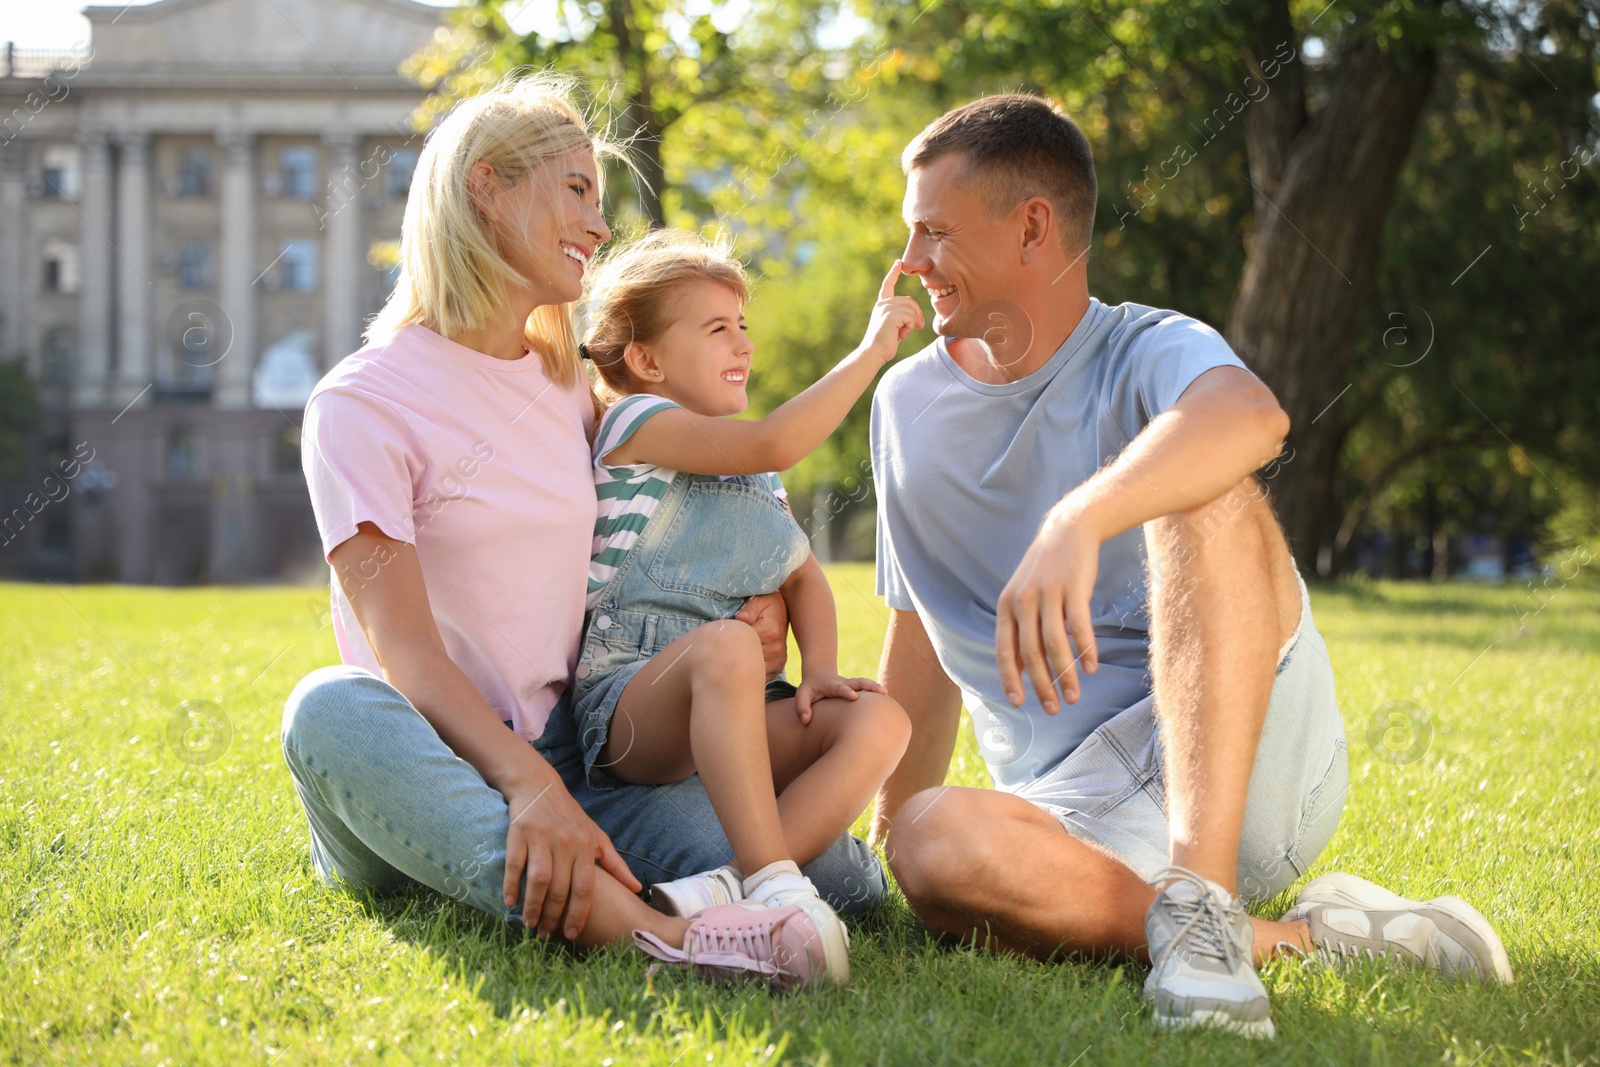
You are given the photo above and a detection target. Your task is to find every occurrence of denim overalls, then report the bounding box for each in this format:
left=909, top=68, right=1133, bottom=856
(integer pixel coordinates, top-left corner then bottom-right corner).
left=571, top=469, right=810, bottom=783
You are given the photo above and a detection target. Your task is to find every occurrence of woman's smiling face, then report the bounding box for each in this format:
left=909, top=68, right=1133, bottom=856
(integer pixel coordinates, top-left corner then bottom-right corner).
left=639, top=280, right=755, bottom=417
left=489, top=147, right=612, bottom=307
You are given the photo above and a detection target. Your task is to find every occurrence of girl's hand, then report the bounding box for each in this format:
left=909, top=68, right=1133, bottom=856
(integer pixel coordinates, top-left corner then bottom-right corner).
left=795, top=672, right=888, bottom=724
left=860, top=261, right=925, bottom=363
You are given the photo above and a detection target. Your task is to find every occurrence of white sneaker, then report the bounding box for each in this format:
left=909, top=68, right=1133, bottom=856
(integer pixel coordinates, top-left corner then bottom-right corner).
left=1144, top=867, right=1275, bottom=1039
left=1282, top=872, right=1514, bottom=983
left=649, top=864, right=744, bottom=918
left=743, top=862, right=850, bottom=985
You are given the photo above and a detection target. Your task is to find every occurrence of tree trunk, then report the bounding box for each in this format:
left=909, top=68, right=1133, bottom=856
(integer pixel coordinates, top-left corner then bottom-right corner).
left=1227, top=1, right=1438, bottom=572
left=605, top=0, right=666, bottom=227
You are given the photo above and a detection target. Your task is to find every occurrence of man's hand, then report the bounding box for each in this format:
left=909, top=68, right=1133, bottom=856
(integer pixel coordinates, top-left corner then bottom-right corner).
left=502, top=774, right=640, bottom=939
left=995, top=505, right=1103, bottom=714
left=735, top=591, right=790, bottom=679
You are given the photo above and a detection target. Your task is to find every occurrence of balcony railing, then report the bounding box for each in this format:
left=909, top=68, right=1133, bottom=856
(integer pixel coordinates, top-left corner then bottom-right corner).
left=1, top=43, right=90, bottom=79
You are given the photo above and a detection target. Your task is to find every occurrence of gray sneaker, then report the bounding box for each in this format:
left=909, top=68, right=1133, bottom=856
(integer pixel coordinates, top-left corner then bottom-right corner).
left=1144, top=867, right=1275, bottom=1039
left=1281, top=872, right=1513, bottom=983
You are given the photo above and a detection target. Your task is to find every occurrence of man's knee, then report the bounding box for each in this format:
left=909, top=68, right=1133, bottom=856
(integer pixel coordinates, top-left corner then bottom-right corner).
left=1148, top=476, right=1272, bottom=571
left=886, top=787, right=993, bottom=906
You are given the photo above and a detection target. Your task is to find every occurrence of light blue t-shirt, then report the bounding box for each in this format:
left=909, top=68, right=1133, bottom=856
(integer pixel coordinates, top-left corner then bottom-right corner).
left=870, top=298, right=1249, bottom=790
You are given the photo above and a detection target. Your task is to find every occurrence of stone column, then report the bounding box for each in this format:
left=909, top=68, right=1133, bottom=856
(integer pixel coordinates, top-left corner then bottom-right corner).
left=112, top=130, right=154, bottom=405
left=215, top=129, right=256, bottom=409
left=75, top=128, right=114, bottom=407
left=0, top=140, right=25, bottom=360
left=322, top=130, right=363, bottom=369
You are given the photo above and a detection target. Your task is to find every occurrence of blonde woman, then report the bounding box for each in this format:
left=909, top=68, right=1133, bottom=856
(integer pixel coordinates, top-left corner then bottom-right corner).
left=280, top=73, right=881, bottom=986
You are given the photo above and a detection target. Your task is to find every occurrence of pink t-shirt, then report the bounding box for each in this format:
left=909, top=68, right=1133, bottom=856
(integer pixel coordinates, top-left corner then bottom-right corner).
left=302, top=324, right=596, bottom=741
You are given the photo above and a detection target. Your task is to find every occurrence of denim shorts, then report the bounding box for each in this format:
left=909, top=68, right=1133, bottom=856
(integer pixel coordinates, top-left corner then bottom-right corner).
left=572, top=470, right=811, bottom=786
left=1011, top=576, right=1348, bottom=902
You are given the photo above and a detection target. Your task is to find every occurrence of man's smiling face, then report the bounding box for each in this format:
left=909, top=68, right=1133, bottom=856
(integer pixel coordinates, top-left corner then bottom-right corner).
left=900, top=152, right=1025, bottom=339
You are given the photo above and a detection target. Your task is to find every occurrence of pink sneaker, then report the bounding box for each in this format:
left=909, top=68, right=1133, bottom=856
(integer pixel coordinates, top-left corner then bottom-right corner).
left=632, top=902, right=836, bottom=990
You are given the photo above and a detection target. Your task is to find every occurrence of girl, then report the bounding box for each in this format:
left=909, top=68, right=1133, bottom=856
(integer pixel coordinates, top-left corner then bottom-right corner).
left=284, top=74, right=869, bottom=993
left=575, top=231, right=922, bottom=983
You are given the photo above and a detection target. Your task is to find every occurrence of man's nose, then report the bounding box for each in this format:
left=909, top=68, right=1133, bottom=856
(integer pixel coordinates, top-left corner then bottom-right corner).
left=900, top=238, right=931, bottom=274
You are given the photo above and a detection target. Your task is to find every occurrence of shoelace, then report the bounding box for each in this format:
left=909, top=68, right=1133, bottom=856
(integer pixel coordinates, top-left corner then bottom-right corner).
left=688, top=917, right=792, bottom=979
left=1149, top=865, right=1245, bottom=972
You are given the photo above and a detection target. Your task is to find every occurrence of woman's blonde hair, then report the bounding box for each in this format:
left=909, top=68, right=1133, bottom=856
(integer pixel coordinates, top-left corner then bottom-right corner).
left=582, top=229, right=749, bottom=405
left=368, top=71, right=615, bottom=388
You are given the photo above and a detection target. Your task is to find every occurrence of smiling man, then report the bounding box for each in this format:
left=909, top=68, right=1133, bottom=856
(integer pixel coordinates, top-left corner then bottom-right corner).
left=869, top=95, right=1512, bottom=1038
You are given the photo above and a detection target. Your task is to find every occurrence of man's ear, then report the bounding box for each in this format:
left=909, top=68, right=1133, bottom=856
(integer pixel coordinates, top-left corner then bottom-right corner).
left=623, top=340, right=663, bottom=383
left=1018, top=196, right=1054, bottom=262
left=466, top=161, right=502, bottom=221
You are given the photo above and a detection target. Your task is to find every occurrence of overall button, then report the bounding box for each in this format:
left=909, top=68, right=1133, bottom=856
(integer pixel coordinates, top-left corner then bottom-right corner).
left=596, top=615, right=613, bottom=631
left=575, top=664, right=592, bottom=680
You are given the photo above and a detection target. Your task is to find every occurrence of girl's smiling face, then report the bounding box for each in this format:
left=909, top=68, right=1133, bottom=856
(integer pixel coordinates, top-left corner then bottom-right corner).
left=630, top=280, right=755, bottom=416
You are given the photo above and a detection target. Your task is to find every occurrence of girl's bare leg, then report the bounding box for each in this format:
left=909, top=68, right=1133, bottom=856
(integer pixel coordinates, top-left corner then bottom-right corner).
left=764, top=693, right=911, bottom=865
left=600, top=620, right=788, bottom=875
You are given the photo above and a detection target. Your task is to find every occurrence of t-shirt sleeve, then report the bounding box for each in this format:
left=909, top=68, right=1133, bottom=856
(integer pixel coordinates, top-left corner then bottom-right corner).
left=1127, top=314, right=1250, bottom=424
left=302, top=388, right=420, bottom=558
left=870, top=392, right=916, bottom=612
left=594, top=394, right=681, bottom=466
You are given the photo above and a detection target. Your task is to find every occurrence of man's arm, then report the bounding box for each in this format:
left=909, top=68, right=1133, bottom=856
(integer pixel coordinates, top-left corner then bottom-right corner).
left=995, top=365, right=1290, bottom=712
left=871, top=608, right=963, bottom=844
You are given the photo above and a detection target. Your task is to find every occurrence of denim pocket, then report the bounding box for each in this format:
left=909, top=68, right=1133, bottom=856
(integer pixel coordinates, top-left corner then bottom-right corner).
left=646, top=479, right=806, bottom=600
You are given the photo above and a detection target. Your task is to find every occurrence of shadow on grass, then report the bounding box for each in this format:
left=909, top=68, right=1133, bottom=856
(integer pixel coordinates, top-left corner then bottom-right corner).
left=342, top=884, right=1599, bottom=1066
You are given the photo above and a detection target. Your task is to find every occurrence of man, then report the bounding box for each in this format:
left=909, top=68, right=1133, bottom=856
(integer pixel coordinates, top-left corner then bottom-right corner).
left=870, top=94, right=1512, bottom=1038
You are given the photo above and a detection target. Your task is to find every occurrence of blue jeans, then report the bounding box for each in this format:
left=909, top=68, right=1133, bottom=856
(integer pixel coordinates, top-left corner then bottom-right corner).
left=280, top=665, right=887, bottom=924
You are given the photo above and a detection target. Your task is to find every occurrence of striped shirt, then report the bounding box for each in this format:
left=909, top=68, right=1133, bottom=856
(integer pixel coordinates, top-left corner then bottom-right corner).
left=587, top=394, right=786, bottom=608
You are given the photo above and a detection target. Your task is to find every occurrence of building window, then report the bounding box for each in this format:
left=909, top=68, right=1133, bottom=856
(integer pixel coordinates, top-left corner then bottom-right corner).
left=42, top=238, right=79, bottom=294
left=279, top=239, right=318, bottom=292
left=43, top=327, right=75, bottom=385
left=179, top=242, right=214, bottom=290
left=386, top=148, right=418, bottom=197
left=41, top=145, right=80, bottom=200
left=166, top=428, right=201, bottom=480
left=274, top=426, right=302, bottom=476
left=280, top=146, right=317, bottom=199
left=179, top=148, right=212, bottom=197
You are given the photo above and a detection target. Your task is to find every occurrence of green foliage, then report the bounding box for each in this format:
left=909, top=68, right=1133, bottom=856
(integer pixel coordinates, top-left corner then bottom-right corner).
left=408, top=0, right=1600, bottom=559
left=0, top=357, right=40, bottom=482
left=2, top=577, right=1599, bottom=1063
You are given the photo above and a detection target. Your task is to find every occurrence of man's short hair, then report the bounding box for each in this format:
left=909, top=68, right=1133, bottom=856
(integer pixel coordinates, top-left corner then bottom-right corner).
left=902, top=94, right=1098, bottom=253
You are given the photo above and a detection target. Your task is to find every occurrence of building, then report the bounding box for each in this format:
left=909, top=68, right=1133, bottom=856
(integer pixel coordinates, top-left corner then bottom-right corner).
left=0, top=0, right=446, bottom=582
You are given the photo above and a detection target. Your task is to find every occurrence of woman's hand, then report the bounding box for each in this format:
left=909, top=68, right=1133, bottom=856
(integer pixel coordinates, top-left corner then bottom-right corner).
left=502, top=770, right=641, bottom=939
left=795, top=671, right=887, bottom=724
left=859, top=261, right=925, bottom=363
left=736, top=591, right=790, bottom=679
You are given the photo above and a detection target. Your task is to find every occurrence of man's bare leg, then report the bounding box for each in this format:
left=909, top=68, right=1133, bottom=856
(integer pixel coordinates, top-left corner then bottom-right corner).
left=1144, top=477, right=1312, bottom=949
left=887, top=786, right=1307, bottom=965
left=890, top=479, right=1317, bottom=962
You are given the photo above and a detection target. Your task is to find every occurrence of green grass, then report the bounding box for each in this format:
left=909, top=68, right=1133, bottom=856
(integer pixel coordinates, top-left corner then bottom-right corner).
left=3, top=567, right=1598, bottom=1065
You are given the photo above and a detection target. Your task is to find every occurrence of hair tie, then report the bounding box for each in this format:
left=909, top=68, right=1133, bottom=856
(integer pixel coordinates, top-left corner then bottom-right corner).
left=579, top=343, right=593, bottom=361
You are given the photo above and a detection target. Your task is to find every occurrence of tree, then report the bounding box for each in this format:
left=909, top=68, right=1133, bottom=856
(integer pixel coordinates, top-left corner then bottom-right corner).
left=0, top=356, right=40, bottom=483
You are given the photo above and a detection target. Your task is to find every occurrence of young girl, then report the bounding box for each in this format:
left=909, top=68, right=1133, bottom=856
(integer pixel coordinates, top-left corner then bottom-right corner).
left=576, top=231, right=921, bottom=983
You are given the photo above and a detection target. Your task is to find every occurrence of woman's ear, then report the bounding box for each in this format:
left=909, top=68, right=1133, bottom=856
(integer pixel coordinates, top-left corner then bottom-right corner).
left=623, top=341, right=664, bottom=383
left=466, top=161, right=502, bottom=221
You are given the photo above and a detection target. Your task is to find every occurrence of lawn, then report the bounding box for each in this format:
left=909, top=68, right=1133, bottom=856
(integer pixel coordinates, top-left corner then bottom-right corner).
left=2, top=567, right=1597, bottom=1065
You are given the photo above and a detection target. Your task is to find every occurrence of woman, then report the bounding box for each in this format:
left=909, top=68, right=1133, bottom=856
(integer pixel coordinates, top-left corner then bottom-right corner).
left=279, top=73, right=885, bottom=975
